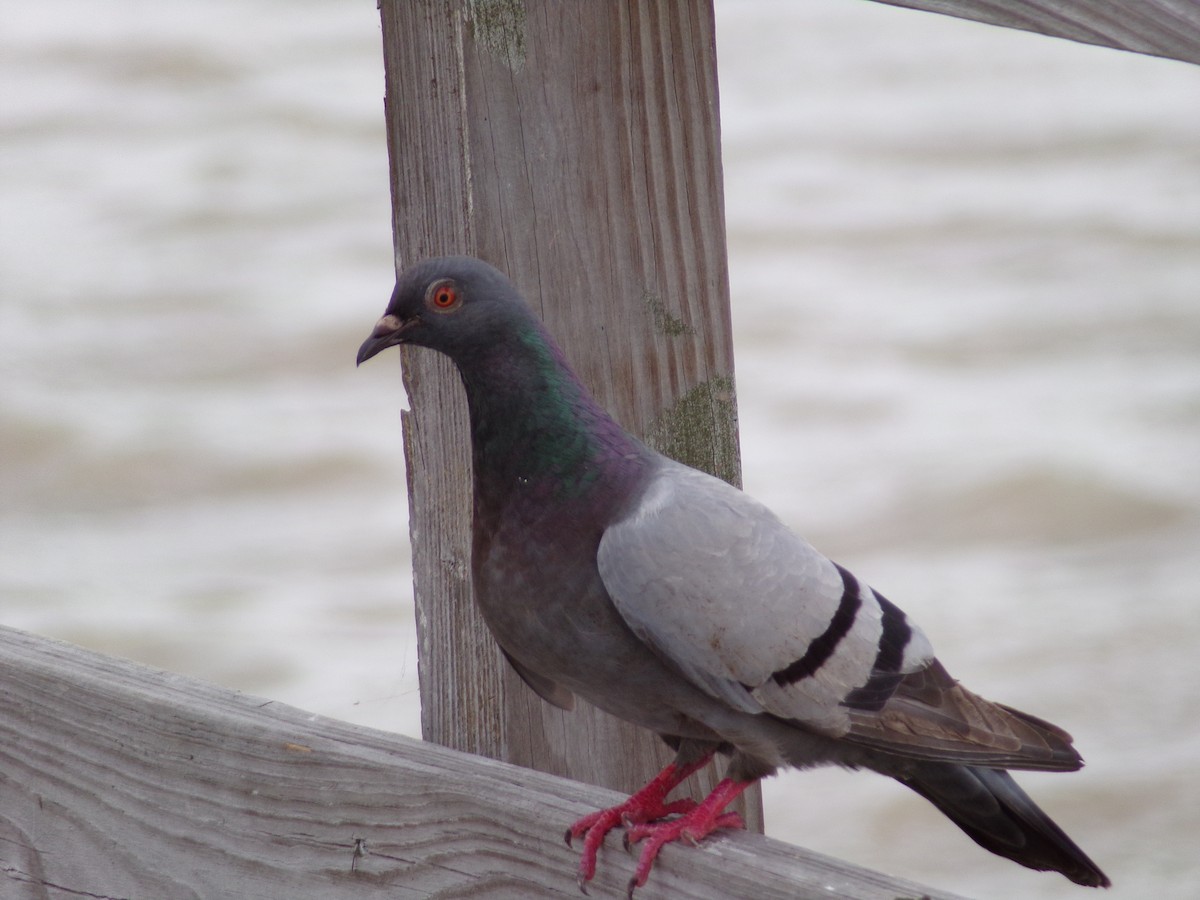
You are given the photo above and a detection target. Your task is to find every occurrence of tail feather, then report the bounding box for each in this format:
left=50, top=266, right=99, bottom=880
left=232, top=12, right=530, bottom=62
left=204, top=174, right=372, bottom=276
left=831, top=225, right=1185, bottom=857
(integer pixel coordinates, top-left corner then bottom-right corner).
left=900, top=763, right=1110, bottom=888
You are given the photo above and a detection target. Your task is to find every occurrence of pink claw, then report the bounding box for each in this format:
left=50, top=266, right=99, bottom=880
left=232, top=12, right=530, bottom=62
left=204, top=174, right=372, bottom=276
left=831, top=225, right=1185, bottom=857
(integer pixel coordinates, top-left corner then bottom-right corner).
left=567, top=759, right=753, bottom=896
left=622, top=779, right=750, bottom=895
left=567, top=753, right=717, bottom=889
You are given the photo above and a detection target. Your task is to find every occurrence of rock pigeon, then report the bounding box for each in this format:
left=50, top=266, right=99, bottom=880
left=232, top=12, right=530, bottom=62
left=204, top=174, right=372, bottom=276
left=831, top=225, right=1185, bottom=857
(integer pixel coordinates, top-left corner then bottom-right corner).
left=357, top=256, right=1110, bottom=894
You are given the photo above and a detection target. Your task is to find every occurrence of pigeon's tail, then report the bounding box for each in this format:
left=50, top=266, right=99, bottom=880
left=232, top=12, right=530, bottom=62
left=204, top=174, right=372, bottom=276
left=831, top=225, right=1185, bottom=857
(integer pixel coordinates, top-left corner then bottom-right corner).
left=899, top=763, right=1111, bottom=888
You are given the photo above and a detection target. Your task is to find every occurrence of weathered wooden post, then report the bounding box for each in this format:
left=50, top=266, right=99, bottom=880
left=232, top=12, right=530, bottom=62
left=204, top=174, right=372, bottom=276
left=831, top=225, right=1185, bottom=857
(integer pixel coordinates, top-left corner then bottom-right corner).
left=377, top=0, right=762, bottom=828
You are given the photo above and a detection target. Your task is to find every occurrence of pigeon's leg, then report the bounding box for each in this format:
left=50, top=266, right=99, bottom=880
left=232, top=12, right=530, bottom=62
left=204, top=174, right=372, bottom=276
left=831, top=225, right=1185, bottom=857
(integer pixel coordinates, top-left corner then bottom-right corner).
left=622, top=777, right=752, bottom=897
left=565, top=750, right=715, bottom=890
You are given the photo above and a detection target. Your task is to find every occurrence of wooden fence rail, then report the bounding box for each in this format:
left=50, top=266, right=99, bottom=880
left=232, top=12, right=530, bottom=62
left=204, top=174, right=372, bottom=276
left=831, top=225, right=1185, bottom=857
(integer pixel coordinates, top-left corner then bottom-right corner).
left=0, top=625, right=964, bottom=899
left=872, top=0, right=1200, bottom=65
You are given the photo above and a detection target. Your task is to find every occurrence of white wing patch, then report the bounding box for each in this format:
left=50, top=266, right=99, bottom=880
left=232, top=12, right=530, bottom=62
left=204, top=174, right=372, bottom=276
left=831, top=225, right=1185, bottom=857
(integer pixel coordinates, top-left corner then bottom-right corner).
left=599, top=460, right=929, bottom=736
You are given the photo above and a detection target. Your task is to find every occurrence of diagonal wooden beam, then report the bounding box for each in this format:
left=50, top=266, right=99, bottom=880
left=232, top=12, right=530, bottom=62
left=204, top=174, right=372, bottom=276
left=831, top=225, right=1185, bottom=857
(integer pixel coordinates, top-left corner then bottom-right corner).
left=871, top=0, right=1200, bottom=65
left=0, top=625, right=966, bottom=899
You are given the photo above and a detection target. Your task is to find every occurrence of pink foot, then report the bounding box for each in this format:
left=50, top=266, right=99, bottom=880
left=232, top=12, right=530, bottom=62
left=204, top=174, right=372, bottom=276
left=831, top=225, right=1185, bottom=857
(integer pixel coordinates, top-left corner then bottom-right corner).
left=623, top=778, right=752, bottom=897
left=565, top=754, right=714, bottom=891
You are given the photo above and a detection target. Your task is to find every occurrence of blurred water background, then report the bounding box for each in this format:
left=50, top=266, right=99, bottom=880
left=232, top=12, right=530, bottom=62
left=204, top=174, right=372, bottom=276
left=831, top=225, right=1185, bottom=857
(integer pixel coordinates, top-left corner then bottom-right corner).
left=2, top=2, right=1198, bottom=897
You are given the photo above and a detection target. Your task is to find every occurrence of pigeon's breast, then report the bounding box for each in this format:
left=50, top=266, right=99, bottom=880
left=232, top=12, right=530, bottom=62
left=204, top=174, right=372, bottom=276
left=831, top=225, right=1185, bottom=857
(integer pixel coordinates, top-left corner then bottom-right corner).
left=471, top=476, right=632, bottom=672
left=468, top=471, right=730, bottom=738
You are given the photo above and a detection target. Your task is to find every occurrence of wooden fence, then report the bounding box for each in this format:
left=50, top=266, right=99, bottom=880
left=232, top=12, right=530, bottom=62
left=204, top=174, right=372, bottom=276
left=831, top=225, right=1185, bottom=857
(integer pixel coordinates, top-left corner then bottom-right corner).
left=0, top=626, right=965, bottom=899
left=3, top=1, right=1197, bottom=897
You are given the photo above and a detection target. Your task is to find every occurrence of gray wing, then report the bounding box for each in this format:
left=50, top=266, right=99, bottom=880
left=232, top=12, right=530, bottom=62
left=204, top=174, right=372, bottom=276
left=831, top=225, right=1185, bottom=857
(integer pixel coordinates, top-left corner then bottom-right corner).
left=598, top=459, right=934, bottom=738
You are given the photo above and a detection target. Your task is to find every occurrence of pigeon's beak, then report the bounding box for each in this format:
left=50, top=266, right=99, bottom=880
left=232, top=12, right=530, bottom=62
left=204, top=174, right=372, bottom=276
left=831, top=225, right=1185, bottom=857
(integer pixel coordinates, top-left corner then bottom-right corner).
left=356, top=313, right=416, bottom=366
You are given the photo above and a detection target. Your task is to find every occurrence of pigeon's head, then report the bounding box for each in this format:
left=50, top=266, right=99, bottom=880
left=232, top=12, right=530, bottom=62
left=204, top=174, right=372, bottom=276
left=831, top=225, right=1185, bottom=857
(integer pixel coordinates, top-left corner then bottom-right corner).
left=356, top=256, right=528, bottom=365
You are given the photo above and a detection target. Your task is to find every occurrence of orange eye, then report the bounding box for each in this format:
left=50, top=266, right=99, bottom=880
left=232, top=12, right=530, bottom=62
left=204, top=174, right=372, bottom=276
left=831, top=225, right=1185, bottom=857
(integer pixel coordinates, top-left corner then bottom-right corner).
left=427, top=280, right=460, bottom=312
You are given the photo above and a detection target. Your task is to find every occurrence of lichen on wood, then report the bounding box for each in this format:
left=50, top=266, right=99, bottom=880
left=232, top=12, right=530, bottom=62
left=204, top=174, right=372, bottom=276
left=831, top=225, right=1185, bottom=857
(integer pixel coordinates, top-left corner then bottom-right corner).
left=646, top=375, right=741, bottom=489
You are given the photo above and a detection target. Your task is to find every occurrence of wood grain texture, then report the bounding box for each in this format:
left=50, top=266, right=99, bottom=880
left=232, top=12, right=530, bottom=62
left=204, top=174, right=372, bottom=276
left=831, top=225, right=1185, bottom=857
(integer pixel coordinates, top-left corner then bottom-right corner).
left=871, top=0, right=1200, bottom=65
left=377, top=0, right=761, bottom=828
left=0, top=626, right=968, bottom=899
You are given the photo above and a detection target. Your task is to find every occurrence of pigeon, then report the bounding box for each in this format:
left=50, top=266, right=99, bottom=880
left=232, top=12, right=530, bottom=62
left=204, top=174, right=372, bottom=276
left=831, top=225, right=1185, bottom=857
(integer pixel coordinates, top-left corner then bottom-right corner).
left=357, top=255, right=1110, bottom=894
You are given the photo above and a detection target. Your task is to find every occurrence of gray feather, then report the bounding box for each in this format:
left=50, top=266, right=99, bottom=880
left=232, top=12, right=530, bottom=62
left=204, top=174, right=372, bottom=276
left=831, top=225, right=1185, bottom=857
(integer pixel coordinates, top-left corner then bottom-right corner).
left=599, top=458, right=934, bottom=736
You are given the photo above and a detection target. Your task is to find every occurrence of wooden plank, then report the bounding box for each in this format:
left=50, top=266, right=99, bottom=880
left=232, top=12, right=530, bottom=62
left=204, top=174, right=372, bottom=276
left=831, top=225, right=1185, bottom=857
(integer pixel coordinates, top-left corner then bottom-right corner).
left=377, top=0, right=761, bottom=828
left=0, top=625, right=967, bottom=899
left=869, top=0, right=1200, bottom=65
